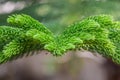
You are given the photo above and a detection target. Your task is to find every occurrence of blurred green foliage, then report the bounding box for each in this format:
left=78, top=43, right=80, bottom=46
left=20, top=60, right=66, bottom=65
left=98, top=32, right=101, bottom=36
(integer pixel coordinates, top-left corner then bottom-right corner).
left=0, top=0, right=120, bottom=34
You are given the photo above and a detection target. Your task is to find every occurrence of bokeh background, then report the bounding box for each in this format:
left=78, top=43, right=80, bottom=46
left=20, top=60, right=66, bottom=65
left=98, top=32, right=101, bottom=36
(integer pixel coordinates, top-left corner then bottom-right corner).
left=0, top=0, right=120, bottom=80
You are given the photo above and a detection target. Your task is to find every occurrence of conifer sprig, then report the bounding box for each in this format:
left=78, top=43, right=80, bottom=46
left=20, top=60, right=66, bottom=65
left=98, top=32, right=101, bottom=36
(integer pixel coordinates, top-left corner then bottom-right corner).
left=0, top=14, right=120, bottom=64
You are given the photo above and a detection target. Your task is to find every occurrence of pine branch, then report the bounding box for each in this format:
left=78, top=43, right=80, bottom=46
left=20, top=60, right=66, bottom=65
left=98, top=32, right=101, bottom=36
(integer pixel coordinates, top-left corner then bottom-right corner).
left=7, top=14, right=53, bottom=35
left=0, top=14, right=120, bottom=64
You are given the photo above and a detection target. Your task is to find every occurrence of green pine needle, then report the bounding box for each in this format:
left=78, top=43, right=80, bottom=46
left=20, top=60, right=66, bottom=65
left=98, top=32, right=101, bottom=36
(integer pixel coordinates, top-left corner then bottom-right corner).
left=0, top=14, right=120, bottom=64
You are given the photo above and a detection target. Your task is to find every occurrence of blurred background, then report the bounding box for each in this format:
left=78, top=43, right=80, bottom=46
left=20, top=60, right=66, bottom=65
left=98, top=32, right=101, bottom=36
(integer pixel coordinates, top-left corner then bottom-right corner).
left=0, top=0, right=120, bottom=80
